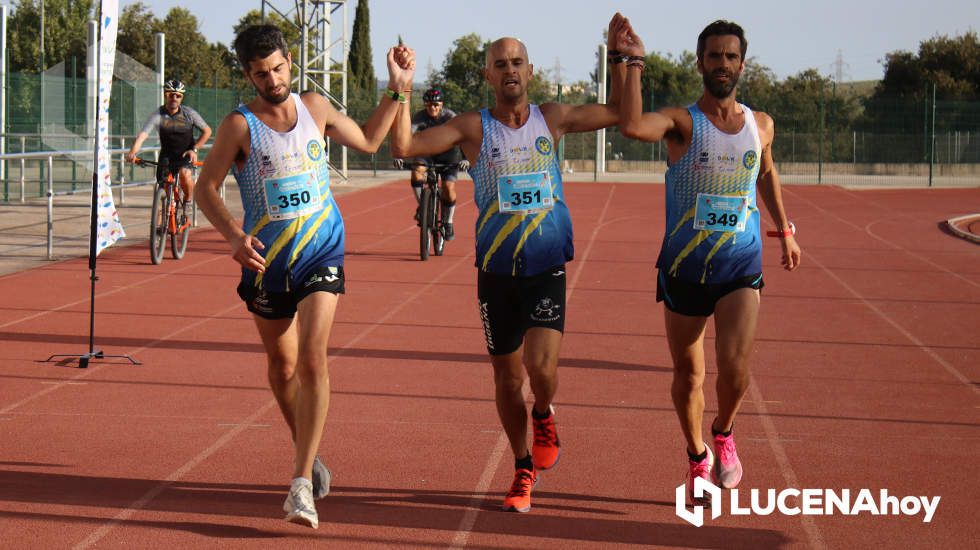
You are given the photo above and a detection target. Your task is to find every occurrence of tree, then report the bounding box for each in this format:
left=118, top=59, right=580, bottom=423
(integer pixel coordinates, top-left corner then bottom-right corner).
left=430, top=34, right=488, bottom=113
left=736, top=58, right=778, bottom=111
left=873, top=31, right=979, bottom=101
left=8, top=0, right=95, bottom=74
left=118, top=2, right=157, bottom=68
left=640, top=51, right=701, bottom=110
left=347, top=0, right=375, bottom=92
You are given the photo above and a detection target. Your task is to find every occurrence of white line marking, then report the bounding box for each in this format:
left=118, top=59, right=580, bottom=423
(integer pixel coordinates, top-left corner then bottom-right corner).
left=74, top=222, right=479, bottom=548
left=450, top=185, right=618, bottom=548
left=807, top=250, right=979, bottom=398
left=749, top=379, right=826, bottom=550
left=0, top=255, right=225, bottom=330
left=0, top=302, right=242, bottom=416
left=73, top=399, right=280, bottom=550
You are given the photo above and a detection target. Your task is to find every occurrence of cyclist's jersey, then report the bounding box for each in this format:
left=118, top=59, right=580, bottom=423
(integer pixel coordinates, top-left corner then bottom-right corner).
left=659, top=103, right=763, bottom=284
left=140, top=105, right=208, bottom=160
left=468, top=104, right=571, bottom=277
left=411, top=108, right=461, bottom=165
left=232, top=93, right=344, bottom=293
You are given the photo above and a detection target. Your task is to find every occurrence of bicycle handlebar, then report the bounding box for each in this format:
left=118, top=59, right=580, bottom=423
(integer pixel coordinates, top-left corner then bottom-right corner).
left=134, top=157, right=204, bottom=168
left=393, top=159, right=467, bottom=171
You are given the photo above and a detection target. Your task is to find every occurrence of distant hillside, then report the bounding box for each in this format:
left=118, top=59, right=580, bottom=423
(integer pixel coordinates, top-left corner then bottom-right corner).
left=835, top=80, right=877, bottom=98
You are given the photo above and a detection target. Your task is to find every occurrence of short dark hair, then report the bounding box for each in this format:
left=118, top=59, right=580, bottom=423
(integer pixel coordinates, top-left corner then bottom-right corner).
left=233, top=24, right=289, bottom=71
left=696, top=20, right=747, bottom=61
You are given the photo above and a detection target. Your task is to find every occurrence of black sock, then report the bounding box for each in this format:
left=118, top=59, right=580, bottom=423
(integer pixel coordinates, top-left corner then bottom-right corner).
left=531, top=406, right=551, bottom=420
left=711, top=423, right=733, bottom=438
left=687, top=448, right=708, bottom=462
left=515, top=453, right=534, bottom=471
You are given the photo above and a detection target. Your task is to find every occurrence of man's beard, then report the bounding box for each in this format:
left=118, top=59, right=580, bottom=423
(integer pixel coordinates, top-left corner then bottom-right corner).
left=258, top=86, right=290, bottom=104
left=703, top=69, right=739, bottom=99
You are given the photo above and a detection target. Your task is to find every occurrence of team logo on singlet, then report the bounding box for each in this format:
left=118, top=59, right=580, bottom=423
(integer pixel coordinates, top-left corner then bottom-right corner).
left=307, top=139, right=323, bottom=161
left=535, top=136, right=553, bottom=156
left=743, top=150, right=757, bottom=169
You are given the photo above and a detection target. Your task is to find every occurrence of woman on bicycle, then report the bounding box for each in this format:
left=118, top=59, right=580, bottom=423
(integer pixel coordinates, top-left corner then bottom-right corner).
left=127, top=79, right=212, bottom=219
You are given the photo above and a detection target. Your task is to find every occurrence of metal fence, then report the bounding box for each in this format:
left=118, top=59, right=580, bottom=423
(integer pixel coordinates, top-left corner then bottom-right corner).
left=3, top=68, right=977, bottom=189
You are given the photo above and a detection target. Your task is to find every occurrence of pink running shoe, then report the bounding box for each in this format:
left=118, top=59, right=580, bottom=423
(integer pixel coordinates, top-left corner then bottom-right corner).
left=686, top=445, right=714, bottom=506
left=711, top=432, right=743, bottom=489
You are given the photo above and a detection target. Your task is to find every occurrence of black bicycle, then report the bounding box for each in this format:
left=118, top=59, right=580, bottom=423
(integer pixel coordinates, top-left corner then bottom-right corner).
left=398, top=160, right=464, bottom=261
left=134, top=157, right=201, bottom=264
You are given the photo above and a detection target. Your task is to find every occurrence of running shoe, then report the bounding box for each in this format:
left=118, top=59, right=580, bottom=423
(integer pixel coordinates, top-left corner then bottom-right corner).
left=283, top=479, right=318, bottom=528
left=686, top=444, right=715, bottom=506
left=531, top=405, right=561, bottom=470
left=711, top=432, right=743, bottom=489
left=502, top=467, right=537, bottom=513
left=443, top=222, right=455, bottom=241
left=312, top=455, right=331, bottom=499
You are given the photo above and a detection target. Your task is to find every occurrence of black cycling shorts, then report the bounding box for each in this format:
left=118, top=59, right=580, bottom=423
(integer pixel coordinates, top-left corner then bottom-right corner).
left=237, top=266, right=345, bottom=320
left=156, top=154, right=193, bottom=183
left=656, top=270, right=763, bottom=317
left=477, top=265, right=566, bottom=356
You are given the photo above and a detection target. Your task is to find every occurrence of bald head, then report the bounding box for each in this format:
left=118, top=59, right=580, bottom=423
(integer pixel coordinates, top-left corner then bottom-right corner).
left=485, top=37, right=529, bottom=69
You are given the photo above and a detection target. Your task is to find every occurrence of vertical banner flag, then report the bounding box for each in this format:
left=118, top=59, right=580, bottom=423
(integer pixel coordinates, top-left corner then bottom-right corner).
left=95, top=0, right=124, bottom=255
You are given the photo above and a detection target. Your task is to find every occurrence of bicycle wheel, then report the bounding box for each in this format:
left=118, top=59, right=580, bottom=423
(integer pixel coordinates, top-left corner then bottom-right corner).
left=432, top=195, right=445, bottom=256
left=419, top=186, right=432, bottom=261
left=171, top=197, right=189, bottom=259
left=149, top=185, right=168, bottom=264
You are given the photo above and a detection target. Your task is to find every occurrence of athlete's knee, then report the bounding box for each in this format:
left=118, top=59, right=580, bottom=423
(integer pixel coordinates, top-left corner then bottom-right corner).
left=523, top=348, right=558, bottom=377
left=295, top=350, right=329, bottom=385
left=716, top=362, right=750, bottom=391
left=493, top=364, right=525, bottom=394
left=672, top=362, right=705, bottom=391
left=267, top=355, right=297, bottom=385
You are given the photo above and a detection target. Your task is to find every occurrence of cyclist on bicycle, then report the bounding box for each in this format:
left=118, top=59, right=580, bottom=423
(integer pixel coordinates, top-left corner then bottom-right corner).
left=126, top=79, right=212, bottom=219
left=403, top=87, right=465, bottom=240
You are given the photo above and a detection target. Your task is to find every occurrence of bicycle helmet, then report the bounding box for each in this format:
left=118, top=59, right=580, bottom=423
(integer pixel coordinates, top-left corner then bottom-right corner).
left=422, top=87, right=443, bottom=104
left=163, top=79, right=186, bottom=94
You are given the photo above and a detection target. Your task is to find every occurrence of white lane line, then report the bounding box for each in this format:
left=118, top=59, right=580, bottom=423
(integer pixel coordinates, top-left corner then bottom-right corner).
left=73, top=399, right=280, bottom=550
left=0, top=254, right=225, bottom=330
left=807, top=249, right=979, bottom=398
left=749, top=378, right=827, bottom=550
left=451, top=185, right=618, bottom=548
left=0, top=302, right=242, bottom=416
left=74, top=222, right=479, bottom=548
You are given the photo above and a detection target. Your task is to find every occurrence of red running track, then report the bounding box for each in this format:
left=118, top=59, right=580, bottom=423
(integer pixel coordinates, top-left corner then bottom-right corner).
left=0, top=181, right=977, bottom=548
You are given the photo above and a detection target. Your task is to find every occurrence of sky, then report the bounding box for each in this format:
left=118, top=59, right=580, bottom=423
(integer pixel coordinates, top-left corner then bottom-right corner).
left=126, top=0, right=978, bottom=84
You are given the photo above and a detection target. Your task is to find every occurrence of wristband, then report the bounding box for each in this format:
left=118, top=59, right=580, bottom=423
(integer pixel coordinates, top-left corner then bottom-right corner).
left=766, top=221, right=796, bottom=238
left=609, top=54, right=630, bottom=65
left=606, top=49, right=621, bottom=58
left=384, top=88, right=409, bottom=104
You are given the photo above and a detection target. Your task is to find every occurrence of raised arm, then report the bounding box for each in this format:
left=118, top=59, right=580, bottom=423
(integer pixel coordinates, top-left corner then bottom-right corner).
left=390, top=107, right=476, bottom=160
left=314, top=46, right=416, bottom=153
left=754, top=113, right=801, bottom=271
left=615, top=16, right=678, bottom=143
left=542, top=13, right=629, bottom=137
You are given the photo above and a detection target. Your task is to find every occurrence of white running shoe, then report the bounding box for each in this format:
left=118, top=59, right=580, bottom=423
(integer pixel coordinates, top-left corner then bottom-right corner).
left=283, top=479, right=318, bottom=529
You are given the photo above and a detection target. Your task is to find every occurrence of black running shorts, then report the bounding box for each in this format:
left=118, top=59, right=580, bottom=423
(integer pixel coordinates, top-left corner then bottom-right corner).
left=656, top=270, right=763, bottom=317
left=237, top=266, right=345, bottom=320
left=477, top=265, right=566, bottom=356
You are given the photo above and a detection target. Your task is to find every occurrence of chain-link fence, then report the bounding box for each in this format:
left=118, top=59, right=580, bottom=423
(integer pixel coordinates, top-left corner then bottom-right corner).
left=3, top=71, right=241, bottom=199
left=4, top=68, right=977, bottom=200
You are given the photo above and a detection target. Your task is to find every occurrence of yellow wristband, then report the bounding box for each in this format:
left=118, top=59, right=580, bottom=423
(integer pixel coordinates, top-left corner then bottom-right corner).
left=384, top=88, right=408, bottom=103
